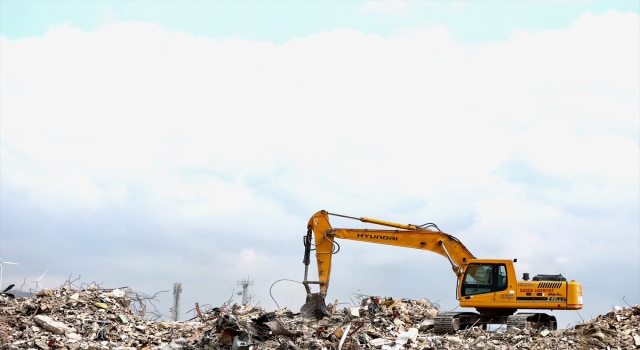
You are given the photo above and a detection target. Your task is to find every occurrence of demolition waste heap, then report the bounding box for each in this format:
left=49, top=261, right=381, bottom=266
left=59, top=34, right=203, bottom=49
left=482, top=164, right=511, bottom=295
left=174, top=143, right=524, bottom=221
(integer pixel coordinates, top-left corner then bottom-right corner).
left=1, top=285, right=639, bottom=350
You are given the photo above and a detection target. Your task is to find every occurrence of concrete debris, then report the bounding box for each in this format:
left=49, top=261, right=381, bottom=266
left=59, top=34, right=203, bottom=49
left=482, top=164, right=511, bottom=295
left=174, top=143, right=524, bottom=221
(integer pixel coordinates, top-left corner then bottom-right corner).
left=0, top=288, right=206, bottom=350
left=33, top=315, right=76, bottom=335
left=1, top=290, right=639, bottom=349
left=395, top=328, right=418, bottom=345
left=162, top=339, right=193, bottom=350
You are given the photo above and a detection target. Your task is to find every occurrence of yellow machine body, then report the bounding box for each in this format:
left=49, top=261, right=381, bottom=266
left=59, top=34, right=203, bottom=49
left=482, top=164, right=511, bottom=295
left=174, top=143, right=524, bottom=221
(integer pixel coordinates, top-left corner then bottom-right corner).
left=458, top=259, right=583, bottom=311
left=301, top=210, right=583, bottom=331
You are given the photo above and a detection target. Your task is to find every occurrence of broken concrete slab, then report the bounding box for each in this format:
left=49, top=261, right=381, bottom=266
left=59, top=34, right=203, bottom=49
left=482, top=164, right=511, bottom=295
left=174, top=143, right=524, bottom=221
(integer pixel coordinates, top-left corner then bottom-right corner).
left=33, top=315, right=76, bottom=335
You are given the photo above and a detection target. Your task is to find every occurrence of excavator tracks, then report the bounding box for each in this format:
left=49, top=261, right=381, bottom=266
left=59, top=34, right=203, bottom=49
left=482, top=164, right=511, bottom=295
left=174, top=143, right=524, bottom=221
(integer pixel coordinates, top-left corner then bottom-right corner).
left=434, top=312, right=461, bottom=334
left=434, top=312, right=557, bottom=333
left=506, top=313, right=557, bottom=330
left=434, top=312, right=481, bottom=334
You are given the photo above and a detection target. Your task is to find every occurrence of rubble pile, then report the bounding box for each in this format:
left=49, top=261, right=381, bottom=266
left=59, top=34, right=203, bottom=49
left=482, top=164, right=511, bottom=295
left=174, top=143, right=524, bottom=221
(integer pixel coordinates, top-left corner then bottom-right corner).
left=1, top=288, right=639, bottom=350
left=564, top=305, right=640, bottom=349
left=196, top=297, right=441, bottom=350
left=0, top=287, right=208, bottom=350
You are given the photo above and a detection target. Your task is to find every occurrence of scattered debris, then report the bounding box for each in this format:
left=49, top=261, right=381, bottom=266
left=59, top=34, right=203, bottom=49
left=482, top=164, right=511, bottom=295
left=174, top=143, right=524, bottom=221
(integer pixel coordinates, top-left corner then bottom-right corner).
left=1, top=288, right=639, bottom=349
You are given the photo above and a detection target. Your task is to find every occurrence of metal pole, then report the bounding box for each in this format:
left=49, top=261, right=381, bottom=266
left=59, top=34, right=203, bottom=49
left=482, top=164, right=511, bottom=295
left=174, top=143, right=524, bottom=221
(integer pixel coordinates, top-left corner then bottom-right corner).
left=172, top=283, right=182, bottom=321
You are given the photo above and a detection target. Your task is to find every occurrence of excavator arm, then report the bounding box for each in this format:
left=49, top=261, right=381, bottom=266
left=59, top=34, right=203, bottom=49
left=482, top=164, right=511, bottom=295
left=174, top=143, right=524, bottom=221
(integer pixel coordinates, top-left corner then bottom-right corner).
left=301, top=210, right=475, bottom=317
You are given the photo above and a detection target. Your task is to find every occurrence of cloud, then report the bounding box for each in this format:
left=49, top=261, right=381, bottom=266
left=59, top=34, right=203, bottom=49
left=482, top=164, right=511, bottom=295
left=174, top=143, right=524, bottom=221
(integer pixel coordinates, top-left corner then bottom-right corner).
left=452, top=2, right=466, bottom=11
left=362, top=1, right=414, bottom=15
left=1, top=11, right=638, bottom=326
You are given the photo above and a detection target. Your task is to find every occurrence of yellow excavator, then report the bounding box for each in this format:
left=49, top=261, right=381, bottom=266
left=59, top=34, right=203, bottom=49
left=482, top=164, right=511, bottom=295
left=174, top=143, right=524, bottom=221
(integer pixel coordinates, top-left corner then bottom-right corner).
left=300, top=210, right=583, bottom=333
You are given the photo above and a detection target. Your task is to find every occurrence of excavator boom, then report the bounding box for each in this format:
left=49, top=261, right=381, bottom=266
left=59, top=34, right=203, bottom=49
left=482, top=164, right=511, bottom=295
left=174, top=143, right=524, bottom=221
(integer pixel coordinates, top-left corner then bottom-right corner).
left=304, top=211, right=475, bottom=293
left=301, top=210, right=474, bottom=317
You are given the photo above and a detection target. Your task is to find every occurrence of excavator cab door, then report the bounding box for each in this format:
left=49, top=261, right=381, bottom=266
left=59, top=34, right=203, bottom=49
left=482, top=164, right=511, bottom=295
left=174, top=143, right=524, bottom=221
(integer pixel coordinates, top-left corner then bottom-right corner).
left=492, top=264, right=516, bottom=305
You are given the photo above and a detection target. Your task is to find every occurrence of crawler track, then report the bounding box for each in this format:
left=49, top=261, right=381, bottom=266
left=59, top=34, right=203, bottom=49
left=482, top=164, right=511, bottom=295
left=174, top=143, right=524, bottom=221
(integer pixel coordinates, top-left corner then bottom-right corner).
left=507, top=313, right=557, bottom=330
left=434, top=312, right=557, bottom=333
left=434, top=312, right=462, bottom=333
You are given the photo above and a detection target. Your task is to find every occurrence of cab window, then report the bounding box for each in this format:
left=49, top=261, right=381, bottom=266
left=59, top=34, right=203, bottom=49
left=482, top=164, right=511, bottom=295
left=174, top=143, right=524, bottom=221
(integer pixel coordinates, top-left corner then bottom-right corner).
left=497, top=265, right=507, bottom=290
left=462, top=263, right=508, bottom=296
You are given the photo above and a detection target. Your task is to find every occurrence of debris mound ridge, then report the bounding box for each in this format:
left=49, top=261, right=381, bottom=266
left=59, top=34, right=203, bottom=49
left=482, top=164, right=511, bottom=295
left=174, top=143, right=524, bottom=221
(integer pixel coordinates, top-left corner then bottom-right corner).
left=1, top=287, right=639, bottom=349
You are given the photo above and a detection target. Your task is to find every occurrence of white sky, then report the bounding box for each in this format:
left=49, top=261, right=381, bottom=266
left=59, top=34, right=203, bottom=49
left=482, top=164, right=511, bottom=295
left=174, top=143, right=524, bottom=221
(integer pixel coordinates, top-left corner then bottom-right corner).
left=1, top=10, right=638, bottom=327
